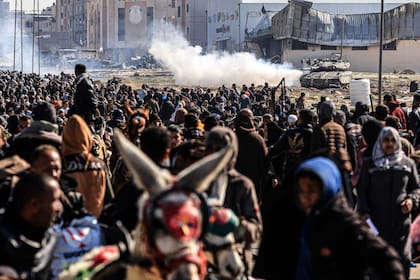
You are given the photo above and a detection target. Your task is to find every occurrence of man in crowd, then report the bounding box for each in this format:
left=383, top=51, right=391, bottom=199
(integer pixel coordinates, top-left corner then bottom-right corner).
left=7, top=102, right=61, bottom=162
left=70, top=64, right=98, bottom=124
left=30, top=144, right=62, bottom=181
left=269, top=109, right=314, bottom=181
left=311, top=101, right=354, bottom=207
left=0, top=172, right=62, bottom=279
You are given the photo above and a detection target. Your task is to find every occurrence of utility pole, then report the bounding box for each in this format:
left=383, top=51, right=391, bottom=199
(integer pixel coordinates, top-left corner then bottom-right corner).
left=38, top=0, right=40, bottom=74
left=32, top=0, right=35, bottom=73
left=20, top=0, right=23, bottom=72
left=237, top=2, right=241, bottom=51
left=13, top=0, right=17, bottom=71
left=340, top=17, right=344, bottom=60
left=205, top=9, right=208, bottom=51
left=378, top=0, right=384, bottom=104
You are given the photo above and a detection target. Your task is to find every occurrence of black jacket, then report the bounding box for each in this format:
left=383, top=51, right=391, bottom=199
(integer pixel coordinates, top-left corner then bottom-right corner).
left=269, top=124, right=312, bottom=178
left=71, top=73, right=98, bottom=122
left=0, top=211, right=57, bottom=279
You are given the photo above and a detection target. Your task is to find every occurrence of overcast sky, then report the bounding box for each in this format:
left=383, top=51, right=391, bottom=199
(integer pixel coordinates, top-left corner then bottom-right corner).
left=9, top=0, right=55, bottom=11
left=10, top=0, right=420, bottom=11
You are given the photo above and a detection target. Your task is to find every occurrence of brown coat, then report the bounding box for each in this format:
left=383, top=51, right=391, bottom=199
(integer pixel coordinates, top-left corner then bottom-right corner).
left=62, top=115, right=107, bottom=217
left=235, top=127, right=269, bottom=201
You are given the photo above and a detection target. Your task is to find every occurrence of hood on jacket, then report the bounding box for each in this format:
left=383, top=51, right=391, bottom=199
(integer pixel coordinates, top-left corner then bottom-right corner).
left=16, top=120, right=61, bottom=143
left=62, top=115, right=92, bottom=156
left=206, top=126, right=238, bottom=170
left=388, top=100, right=400, bottom=109
left=295, top=156, right=341, bottom=208
left=234, top=109, right=255, bottom=132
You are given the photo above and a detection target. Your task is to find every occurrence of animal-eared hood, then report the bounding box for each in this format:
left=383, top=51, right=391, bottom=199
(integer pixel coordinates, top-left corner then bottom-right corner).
left=296, top=156, right=342, bottom=208
left=62, top=115, right=93, bottom=156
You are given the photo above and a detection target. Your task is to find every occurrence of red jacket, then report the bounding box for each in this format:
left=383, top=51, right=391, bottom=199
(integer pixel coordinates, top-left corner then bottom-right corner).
left=389, top=101, right=407, bottom=129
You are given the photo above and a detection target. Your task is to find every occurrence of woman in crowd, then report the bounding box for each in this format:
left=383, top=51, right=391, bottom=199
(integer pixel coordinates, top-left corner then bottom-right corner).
left=357, top=126, right=420, bottom=278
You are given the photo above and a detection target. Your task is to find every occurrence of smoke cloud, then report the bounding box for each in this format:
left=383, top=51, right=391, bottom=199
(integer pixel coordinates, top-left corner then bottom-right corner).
left=0, top=12, right=40, bottom=73
left=149, top=26, right=302, bottom=87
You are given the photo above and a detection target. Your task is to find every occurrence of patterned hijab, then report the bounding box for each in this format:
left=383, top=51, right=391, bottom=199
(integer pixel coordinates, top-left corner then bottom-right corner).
left=372, top=126, right=404, bottom=168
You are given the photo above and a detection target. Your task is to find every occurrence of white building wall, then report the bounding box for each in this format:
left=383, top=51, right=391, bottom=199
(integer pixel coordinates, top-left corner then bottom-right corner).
left=282, top=40, right=420, bottom=73
left=206, top=0, right=238, bottom=51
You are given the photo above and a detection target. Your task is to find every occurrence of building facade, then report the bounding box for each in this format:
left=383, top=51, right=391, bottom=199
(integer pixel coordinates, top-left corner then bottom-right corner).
left=85, top=0, right=178, bottom=61
left=246, top=0, right=420, bottom=72
left=176, top=0, right=206, bottom=48
left=55, top=0, right=88, bottom=48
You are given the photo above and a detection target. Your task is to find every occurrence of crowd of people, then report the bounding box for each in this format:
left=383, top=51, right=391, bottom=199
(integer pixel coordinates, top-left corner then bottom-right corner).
left=0, top=63, right=419, bottom=279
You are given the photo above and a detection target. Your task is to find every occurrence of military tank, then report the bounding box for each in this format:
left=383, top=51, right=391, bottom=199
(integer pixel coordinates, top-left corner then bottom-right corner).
left=300, top=54, right=352, bottom=89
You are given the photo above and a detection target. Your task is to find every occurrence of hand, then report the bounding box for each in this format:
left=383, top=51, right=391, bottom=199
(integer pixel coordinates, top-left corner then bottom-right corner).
left=272, top=178, right=279, bottom=188
left=401, top=198, right=413, bottom=214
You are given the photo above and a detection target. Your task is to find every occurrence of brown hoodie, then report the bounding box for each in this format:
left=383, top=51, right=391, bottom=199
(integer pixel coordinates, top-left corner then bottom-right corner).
left=62, top=115, right=106, bottom=217
left=234, top=110, right=269, bottom=201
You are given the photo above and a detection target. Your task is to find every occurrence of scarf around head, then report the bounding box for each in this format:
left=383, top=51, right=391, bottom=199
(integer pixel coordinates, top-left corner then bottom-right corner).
left=372, top=126, right=404, bottom=169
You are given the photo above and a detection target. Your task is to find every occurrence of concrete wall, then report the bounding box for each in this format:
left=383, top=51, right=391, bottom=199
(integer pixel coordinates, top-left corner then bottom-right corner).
left=282, top=40, right=420, bottom=73
left=184, top=0, right=206, bottom=48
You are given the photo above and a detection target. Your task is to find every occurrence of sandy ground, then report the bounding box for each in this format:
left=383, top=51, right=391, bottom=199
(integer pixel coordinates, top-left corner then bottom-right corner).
left=287, top=72, right=420, bottom=111
left=87, top=68, right=420, bottom=112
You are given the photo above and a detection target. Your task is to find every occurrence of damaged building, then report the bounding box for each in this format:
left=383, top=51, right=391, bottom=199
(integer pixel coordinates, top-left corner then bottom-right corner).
left=247, top=0, right=420, bottom=73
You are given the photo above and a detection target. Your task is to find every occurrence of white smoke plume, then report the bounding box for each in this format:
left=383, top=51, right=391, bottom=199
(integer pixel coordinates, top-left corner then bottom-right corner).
left=149, top=26, right=302, bottom=87
left=0, top=12, right=40, bottom=73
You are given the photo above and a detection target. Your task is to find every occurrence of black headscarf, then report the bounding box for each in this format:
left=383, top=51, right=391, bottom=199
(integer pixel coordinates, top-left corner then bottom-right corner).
left=361, top=119, right=384, bottom=157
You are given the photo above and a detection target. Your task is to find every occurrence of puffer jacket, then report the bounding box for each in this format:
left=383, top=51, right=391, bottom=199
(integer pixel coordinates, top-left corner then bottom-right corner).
left=311, top=120, right=351, bottom=172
